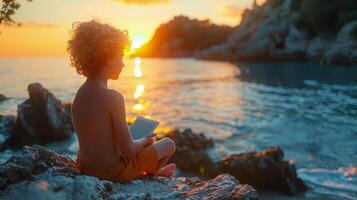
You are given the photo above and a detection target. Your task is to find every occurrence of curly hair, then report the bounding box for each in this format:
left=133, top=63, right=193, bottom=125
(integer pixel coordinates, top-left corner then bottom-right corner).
left=67, top=20, right=131, bottom=77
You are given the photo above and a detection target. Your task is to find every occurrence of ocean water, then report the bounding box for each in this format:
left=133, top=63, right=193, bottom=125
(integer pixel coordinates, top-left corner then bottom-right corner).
left=0, top=57, right=356, bottom=198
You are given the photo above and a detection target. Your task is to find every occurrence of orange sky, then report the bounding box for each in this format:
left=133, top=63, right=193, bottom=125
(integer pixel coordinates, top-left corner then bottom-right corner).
left=0, top=0, right=264, bottom=57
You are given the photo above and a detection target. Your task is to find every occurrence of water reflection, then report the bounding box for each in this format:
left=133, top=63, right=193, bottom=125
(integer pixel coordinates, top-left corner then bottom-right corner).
left=134, top=57, right=143, bottom=78
left=131, top=57, right=147, bottom=116
left=134, top=84, right=145, bottom=99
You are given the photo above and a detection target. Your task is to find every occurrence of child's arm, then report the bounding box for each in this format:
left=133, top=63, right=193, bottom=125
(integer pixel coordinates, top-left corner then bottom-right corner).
left=108, top=90, right=153, bottom=157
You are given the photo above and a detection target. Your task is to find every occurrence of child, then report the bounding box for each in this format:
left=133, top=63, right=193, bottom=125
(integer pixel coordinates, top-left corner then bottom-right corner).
left=67, top=20, right=176, bottom=183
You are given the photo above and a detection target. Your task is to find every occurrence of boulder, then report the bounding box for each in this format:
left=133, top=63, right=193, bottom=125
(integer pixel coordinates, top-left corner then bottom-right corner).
left=167, top=128, right=307, bottom=195
left=0, top=114, right=15, bottom=136
left=0, top=94, right=7, bottom=101
left=0, top=145, right=259, bottom=200
left=215, top=147, right=307, bottom=195
left=167, top=128, right=215, bottom=173
left=4, top=83, right=73, bottom=149
left=0, top=114, right=16, bottom=151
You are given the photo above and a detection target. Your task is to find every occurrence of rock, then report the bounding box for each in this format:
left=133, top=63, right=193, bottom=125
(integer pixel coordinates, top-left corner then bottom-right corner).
left=197, top=0, right=300, bottom=62
left=0, top=94, right=7, bottom=101
left=4, top=83, right=73, bottom=149
left=0, top=114, right=15, bottom=136
left=0, top=145, right=259, bottom=200
left=215, top=147, right=307, bottom=195
left=322, top=21, right=357, bottom=65
left=167, top=128, right=215, bottom=173
left=0, top=145, right=76, bottom=190
left=306, top=37, right=329, bottom=62
left=0, top=114, right=16, bottom=151
left=274, top=26, right=308, bottom=60
left=167, top=128, right=307, bottom=195
left=62, top=102, right=74, bottom=132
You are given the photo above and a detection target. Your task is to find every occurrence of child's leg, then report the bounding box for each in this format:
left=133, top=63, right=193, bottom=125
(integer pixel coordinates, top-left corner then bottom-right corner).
left=152, top=138, right=176, bottom=170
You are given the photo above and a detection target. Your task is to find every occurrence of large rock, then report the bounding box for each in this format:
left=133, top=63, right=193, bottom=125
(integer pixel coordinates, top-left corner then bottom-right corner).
left=0, top=114, right=16, bottom=151
left=0, top=145, right=259, bottom=200
left=4, top=83, right=73, bottom=149
left=0, top=94, right=7, bottom=101
left=216, top=147, right=307, bottom=195
left=0, top=115, right=15, bottom=136
left=167, top=128, right=307, bottom=195
left=167, top=128, right=215, bottom=173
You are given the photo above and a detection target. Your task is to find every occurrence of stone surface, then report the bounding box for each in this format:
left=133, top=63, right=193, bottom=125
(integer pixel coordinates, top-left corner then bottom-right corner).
left=0, top=114, right=15, bottom=136
left=0, top=114, right=16, bottom=151
left=0, top=145, right=259, bottom=200
left=0, top=94, right=7, bottom=101
left=216, top=147, right=307, bottom=195
left=322, top=21, right=357, bottom=65
left=4, top=83, right=73, bottom=149
left=167, top=128, right=307, bottom=195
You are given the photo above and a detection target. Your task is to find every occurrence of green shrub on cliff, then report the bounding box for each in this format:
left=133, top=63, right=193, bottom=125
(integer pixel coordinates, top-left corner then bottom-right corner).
left=295, top=0, right=357, bottom=36
left=339, top=10, right=357, bottom=25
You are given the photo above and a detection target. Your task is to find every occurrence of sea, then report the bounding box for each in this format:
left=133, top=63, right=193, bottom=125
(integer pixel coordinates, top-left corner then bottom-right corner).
left=0, top=56, right=356, bottom=199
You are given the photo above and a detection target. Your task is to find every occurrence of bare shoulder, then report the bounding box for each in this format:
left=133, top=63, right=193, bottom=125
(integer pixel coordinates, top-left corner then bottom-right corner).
left=104, top=89, right=125, bottom=109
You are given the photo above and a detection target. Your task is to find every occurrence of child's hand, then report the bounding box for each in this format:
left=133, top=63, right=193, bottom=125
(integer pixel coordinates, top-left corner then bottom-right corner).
left=143, top=134, right=155, bottom=146
left=145, top=136, right=154, bottom=146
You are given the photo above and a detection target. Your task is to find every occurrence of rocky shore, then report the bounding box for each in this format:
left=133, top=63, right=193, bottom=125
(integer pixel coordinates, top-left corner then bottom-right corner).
left=0, top=83, right=307, bottom=198
left=167, top=129, right=307, bottom=195
left=0, top=145, right=258, bottom=200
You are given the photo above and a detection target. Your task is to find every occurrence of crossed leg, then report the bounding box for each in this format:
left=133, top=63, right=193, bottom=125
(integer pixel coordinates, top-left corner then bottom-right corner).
left=151, top=138, right=176, bottom=177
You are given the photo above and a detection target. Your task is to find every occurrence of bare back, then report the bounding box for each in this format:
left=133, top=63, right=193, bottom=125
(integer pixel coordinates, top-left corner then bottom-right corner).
left=72, top=82, right=121, bottom=169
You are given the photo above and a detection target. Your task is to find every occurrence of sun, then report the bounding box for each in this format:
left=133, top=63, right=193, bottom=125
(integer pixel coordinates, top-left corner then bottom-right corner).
left=130, top=37, right=145, bottom=50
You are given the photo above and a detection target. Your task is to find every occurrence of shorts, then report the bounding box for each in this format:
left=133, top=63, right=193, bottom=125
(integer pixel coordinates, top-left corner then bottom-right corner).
left=74, top=144, right=159, bottom=183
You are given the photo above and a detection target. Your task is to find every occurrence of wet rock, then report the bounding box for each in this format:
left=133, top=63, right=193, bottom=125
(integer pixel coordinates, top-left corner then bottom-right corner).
left=4, top=83, right=73, bottom=149
left=167, top=128, right=215, bottom=173
left=215, top=147, right=307, bottom=195
left=0, top=114, right=15, bottom=136
left=0, top=94, right=7, bottom=101
left=62, top=102, right=74, bottom=132
left=0, top=114, right=16, bottom=151
left=0, top=145, right=259, bottom=200
left=167, top=128, right=307, bottom=195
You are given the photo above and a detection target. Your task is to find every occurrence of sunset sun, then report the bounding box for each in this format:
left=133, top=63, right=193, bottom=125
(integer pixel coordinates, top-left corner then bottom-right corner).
left=130, top=37, right=145, bottom=50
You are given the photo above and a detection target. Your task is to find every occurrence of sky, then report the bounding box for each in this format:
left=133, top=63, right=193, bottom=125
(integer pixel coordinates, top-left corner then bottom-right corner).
left=0, top=0, right=264, bottom=57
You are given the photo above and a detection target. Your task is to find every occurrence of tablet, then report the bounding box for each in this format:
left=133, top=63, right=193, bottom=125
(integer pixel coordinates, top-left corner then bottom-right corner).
left=129, top=116, right=159, bottom=140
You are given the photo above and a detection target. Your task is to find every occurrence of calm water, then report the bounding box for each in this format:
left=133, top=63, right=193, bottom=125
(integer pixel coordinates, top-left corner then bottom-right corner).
left=0, top=57, right=357, bottom=198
